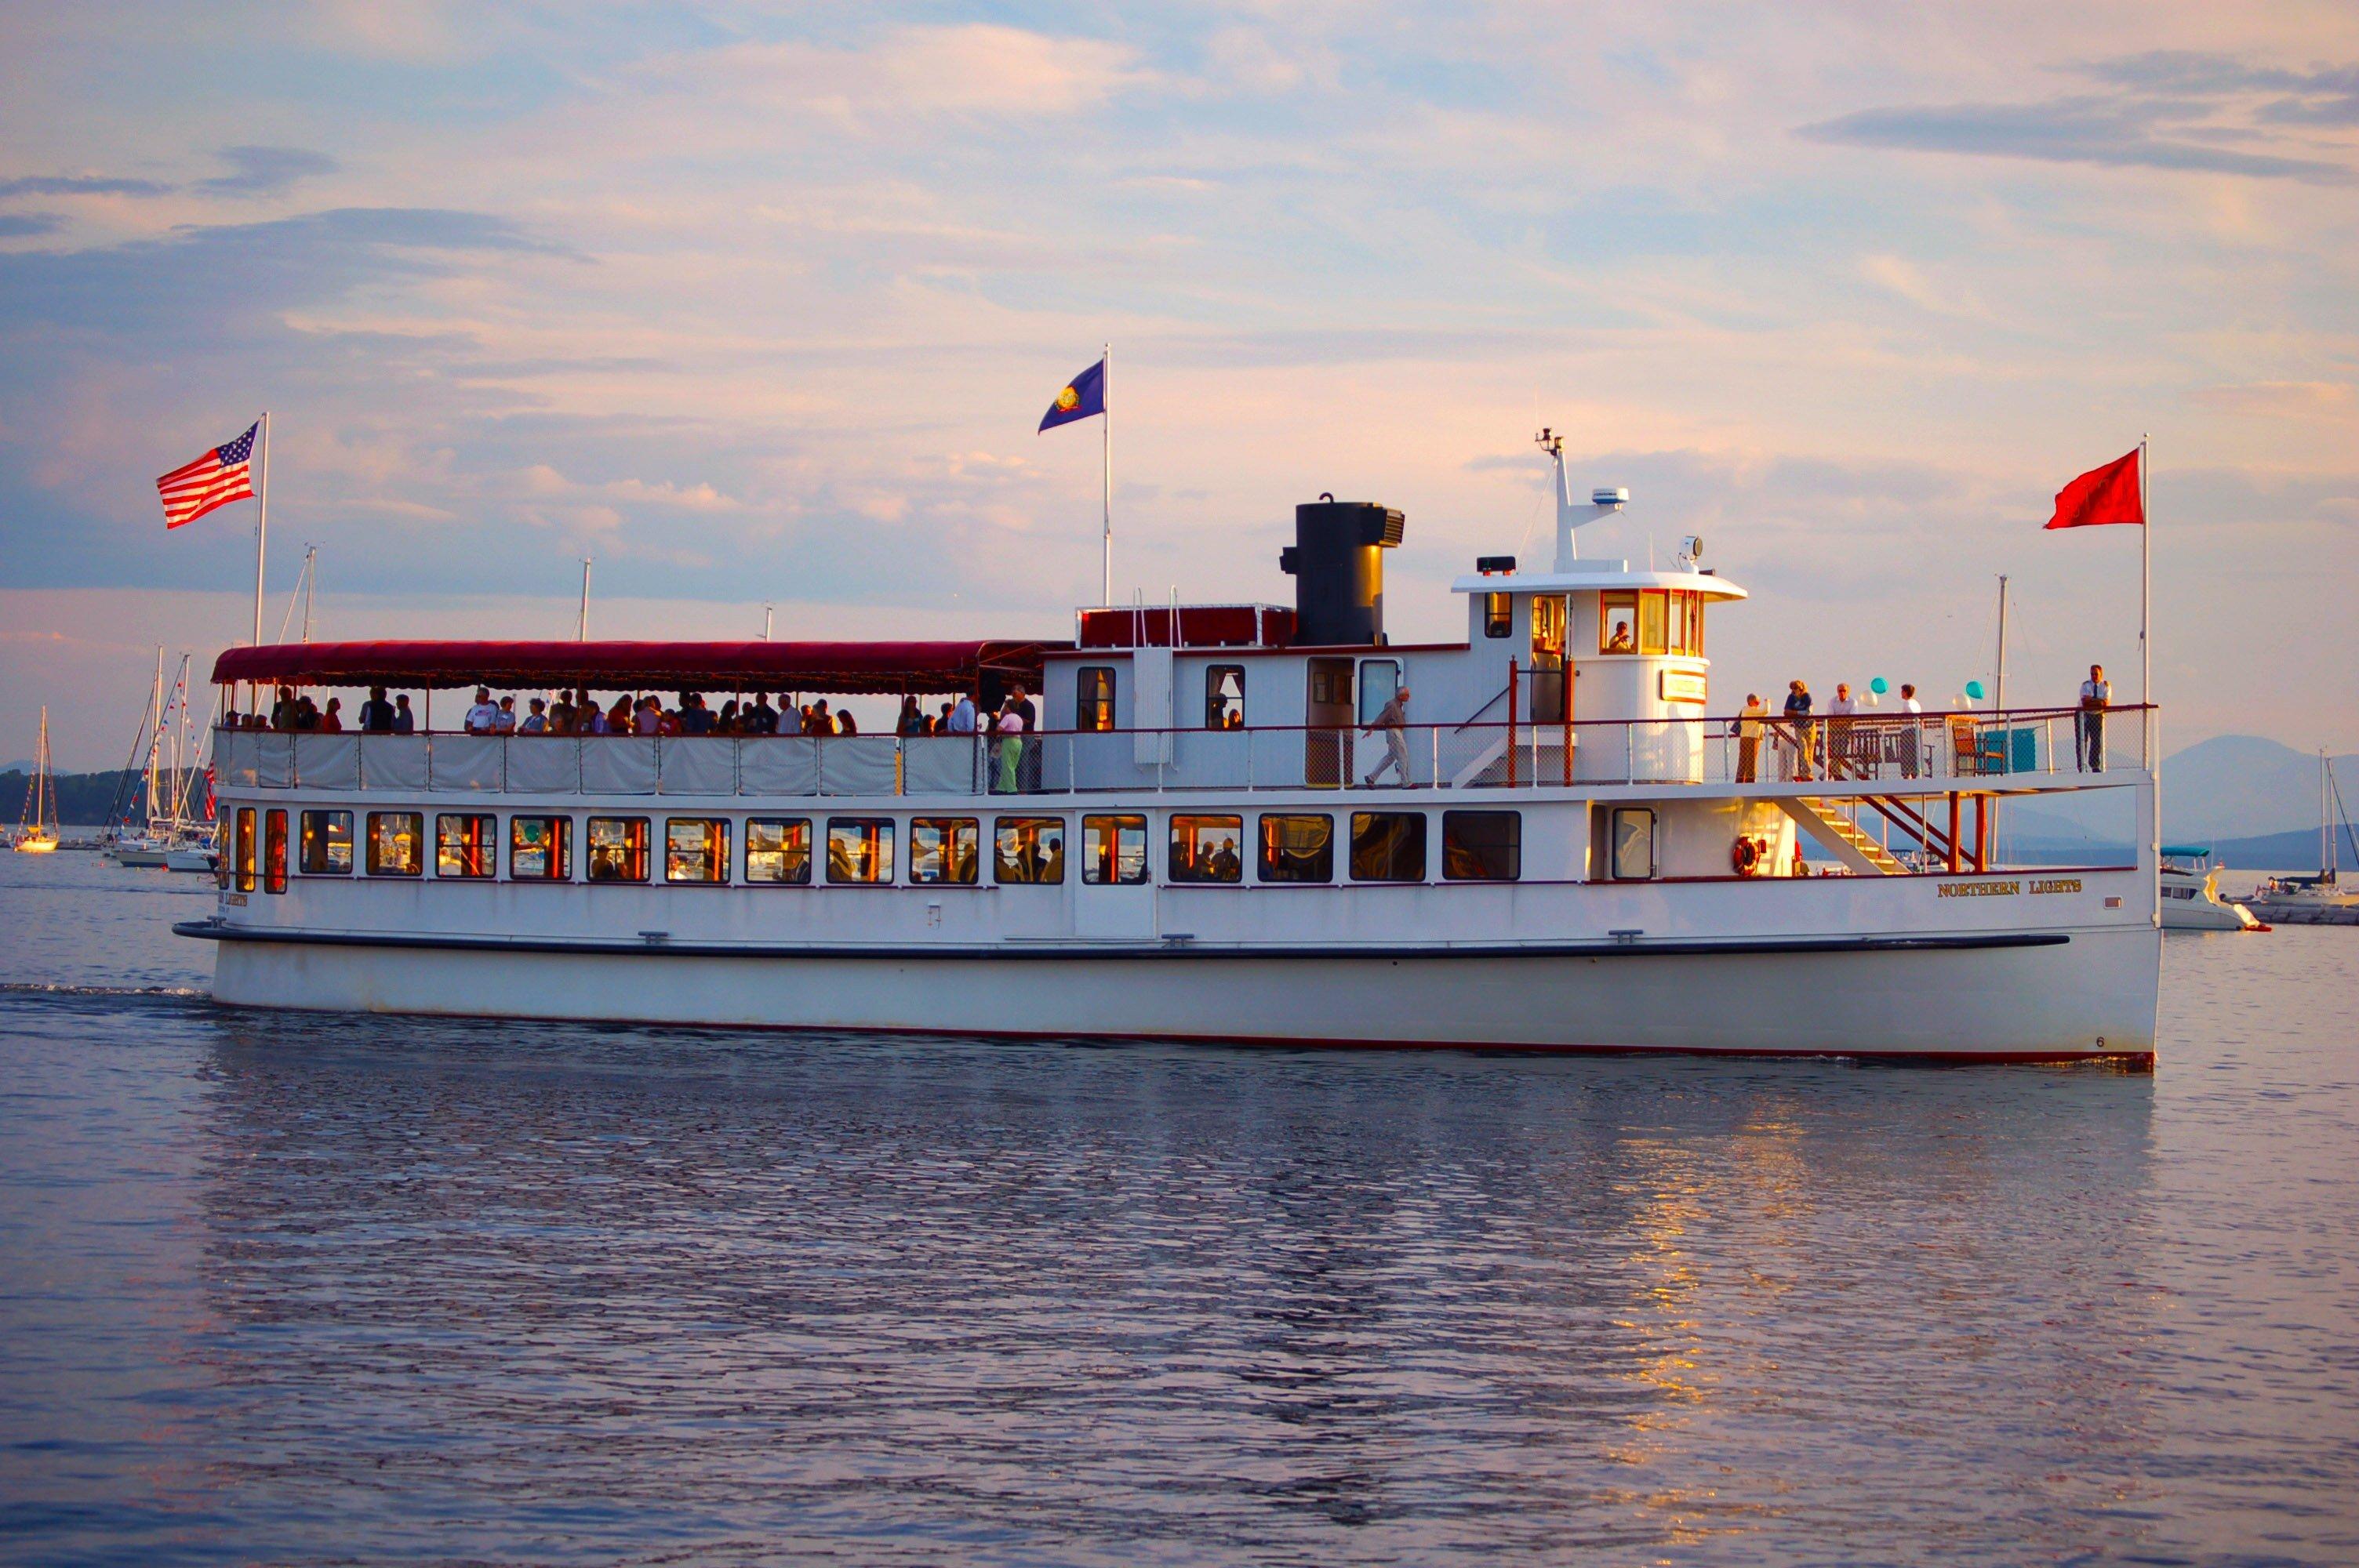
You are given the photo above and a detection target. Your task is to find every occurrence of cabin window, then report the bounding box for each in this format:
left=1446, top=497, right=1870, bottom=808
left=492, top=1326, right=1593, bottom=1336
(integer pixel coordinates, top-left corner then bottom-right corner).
left=1610, top=807, right=1656, bottom=880
left=1600, top=591, right=1637, bottom=654
left=437, top=813, right=496, bottom=879
left=1685, top=593, right=1705, bottom=655
left=744, top=818, right=812, bottom=884
left=586, top=816, right=649, bottom=882
left=1169, top=814, right=1244, bottom=884
left=510, top=815, right=571, bottom=881
left=1358, top=659, right=1401, bottom=725
left=1638, top=590, right=1669, bottom=656
left=233, top=808, right=257, bottom=892
left=1442, top=811, right=1521, bottom=881
left=665, top=817, right=730, bottom=884
left=1350, top=811, right=1426, bottom=882
left=300, top=809, right=352, bottom=875
left=365, top=811, right=423, bottom=877
left=1077, top=667, right=1117, bottom=733
left=1484, top=592, right=1512, bottom=638
left=1081, top=814, right=1148, bottom=884
left=264, top=809, right=289, bottom=895
left=910, top=817, right=980, bottom=884
left=1205, top=666, right=1245, bottom=730
left=827, top=817, right=894, bottom=884
left=1258, top=813, right=1332, bottom=884
left=994, top=816, right=1065, bottom=884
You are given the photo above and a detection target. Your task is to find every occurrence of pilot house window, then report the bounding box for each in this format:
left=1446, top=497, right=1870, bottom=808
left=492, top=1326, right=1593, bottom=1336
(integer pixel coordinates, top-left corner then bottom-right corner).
left=1077, top=667, right=1117, bottom=733
left=1600, top=591, right=1637, bottom=654
left=1484, top=592, right=1512, bottom=638
left=1205, top=666, right=1245, bottom=730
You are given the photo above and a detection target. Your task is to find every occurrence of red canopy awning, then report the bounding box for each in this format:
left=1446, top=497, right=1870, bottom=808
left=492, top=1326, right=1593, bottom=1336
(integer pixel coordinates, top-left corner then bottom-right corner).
left=210, top=638, right=1058, bottom=695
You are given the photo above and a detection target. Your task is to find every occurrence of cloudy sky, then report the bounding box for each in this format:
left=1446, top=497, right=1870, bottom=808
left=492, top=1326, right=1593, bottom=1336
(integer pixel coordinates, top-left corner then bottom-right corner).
left=2, top=1, right=2353, bottom=767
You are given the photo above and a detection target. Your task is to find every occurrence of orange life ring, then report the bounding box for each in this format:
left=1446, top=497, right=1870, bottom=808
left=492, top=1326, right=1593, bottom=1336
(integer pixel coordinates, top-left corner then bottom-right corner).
left=1732, top=836, right=1765, bottom=877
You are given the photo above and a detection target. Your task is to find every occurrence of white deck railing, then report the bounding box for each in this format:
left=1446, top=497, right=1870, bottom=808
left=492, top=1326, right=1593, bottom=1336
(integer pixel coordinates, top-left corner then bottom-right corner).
left=212, top=706, right=2152, bottom=798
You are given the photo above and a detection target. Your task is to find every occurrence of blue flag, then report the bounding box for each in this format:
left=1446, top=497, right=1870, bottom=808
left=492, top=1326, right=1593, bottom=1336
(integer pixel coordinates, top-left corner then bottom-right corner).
left=1038, top=358, right=1105, bottom=431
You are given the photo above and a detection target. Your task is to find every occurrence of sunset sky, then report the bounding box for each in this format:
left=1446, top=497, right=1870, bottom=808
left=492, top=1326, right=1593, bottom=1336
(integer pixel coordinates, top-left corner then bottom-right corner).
left=2, top=2, right=2354, bottom=768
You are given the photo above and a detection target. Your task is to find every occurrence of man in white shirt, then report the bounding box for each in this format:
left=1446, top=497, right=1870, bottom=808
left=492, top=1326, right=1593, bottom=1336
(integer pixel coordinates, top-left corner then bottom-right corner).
left=1826, top=682, right=1857, bottom=775
left=463, top=687, right=500, bottom=735
left=2077, top=664, right=2110, bottom=771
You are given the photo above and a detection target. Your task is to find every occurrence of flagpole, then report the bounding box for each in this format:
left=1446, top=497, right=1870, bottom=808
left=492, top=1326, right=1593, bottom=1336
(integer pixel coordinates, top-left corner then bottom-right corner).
left=1101, top=342, right=1112, bottom=608
left=253, top=412, right=270, bottom=651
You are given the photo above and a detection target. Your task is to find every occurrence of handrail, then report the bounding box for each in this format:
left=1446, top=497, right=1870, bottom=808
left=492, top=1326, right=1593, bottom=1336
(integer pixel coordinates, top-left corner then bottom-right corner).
left=221, top=702, right=2155, bottom=742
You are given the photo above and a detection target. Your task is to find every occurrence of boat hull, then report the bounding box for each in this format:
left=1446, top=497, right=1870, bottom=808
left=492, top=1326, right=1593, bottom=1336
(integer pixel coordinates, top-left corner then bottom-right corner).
left=196, top=923, right=2159, bottom=1066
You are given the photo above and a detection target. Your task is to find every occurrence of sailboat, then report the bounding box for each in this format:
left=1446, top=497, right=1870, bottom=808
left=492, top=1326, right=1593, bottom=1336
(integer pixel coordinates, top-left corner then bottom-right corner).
left=103, top=652, right=217, bottom=870
left=2248, top=751, right=2358, bottom=918
left=11, top=708, right=60, bottom=854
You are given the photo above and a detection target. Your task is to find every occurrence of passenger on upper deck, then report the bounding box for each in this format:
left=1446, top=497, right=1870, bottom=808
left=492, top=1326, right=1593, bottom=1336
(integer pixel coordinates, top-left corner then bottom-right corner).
left=520, top=698, right=547, bottom=735
left=358, top=686, right=395, bottom=733
left=321, top=697, right=343, bottom=733
left=464, top=688, right=500, bottom=735
left=947, top=695, right=977, bottom=734
left=392, top=695, right=416, bottom=734
left=747, top=691, right=778, bottom=733
left=1736, top=693, right=1766, bottom=783
left=494, top=696, right=518, bottom=735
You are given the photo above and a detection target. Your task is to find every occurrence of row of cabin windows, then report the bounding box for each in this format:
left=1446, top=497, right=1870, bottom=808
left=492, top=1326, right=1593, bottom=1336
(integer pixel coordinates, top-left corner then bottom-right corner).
left=1483, top=589, right=1707, bottom=656
left=231, top=805, right=1528, bottom=890
left=1074, top=666, right=1249, bottom=733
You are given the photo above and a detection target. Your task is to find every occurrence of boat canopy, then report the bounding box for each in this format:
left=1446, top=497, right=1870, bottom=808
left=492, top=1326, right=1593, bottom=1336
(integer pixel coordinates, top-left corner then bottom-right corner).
left=2159, top=844, right=2212, bottom=858
left=211, top=638, right=1059, bottom=695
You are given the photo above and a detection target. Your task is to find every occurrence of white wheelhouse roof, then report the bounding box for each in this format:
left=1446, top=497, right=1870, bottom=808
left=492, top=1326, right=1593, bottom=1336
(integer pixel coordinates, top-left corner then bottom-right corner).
left=1449, top=564, right=1747, bottom=601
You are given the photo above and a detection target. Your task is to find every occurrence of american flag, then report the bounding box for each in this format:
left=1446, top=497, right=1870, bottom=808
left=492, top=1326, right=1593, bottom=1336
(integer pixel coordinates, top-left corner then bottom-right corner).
left=155, top=421, right=258, bottom=530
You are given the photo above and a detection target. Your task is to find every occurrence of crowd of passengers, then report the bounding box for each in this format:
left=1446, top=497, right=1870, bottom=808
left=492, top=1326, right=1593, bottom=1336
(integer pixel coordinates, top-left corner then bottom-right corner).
left=224, top=684, right=1044, bottom=740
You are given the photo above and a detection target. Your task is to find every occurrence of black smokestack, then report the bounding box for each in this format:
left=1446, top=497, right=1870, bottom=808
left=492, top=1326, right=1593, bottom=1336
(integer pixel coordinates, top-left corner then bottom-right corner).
left=1279, top=500, right=1405, bottom=647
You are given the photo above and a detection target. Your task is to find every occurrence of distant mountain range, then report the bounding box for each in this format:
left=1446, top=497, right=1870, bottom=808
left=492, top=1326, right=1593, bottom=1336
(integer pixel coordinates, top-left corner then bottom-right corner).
left=2160, top=735, right=2355, bottom=843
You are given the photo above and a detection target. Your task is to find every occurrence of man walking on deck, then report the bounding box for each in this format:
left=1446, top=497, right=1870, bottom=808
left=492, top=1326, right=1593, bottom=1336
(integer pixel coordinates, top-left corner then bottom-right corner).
left=1361, top=686, right=1413, bottom=788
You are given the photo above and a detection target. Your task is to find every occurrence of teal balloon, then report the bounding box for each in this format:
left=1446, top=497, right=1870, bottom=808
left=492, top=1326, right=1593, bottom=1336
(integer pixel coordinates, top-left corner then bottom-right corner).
left=1965, top=680, right=1986, bottom=700
left=1869, top=677, right=1889, bottom=695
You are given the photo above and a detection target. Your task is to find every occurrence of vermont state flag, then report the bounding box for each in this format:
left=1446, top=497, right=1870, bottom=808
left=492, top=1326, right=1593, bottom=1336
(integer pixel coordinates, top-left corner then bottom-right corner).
left=1038, top=358, right=1106, bottom=432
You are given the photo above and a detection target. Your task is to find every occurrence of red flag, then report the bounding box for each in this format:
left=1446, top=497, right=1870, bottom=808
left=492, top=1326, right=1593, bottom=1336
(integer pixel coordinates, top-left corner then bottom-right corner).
left=2045, top=448, right=2143, bottom=530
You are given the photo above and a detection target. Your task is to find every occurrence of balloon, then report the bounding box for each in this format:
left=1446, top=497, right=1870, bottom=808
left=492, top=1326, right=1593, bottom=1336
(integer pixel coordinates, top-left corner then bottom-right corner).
left=1869, top=677, right=1889, bottom=695
left=1964, top=680, right=1986, bottom=700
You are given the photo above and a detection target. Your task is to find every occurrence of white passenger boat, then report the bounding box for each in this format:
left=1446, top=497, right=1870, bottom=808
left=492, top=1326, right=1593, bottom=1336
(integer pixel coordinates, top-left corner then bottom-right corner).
left=177, top=450, right=2162, bottom=1065
left=2158, top=847, right=2263, bottom=931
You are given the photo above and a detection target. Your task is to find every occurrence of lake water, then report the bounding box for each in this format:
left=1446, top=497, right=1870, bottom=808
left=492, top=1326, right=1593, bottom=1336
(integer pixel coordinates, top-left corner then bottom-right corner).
left=2, top=850, right=2354, bottom=1566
